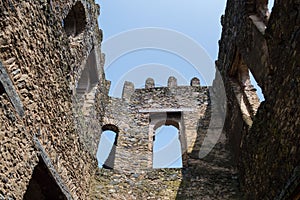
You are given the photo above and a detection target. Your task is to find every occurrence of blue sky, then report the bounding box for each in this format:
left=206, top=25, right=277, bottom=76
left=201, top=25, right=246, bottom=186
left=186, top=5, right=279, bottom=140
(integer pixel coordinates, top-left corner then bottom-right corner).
left=95, top=0, right=227, bottom=168
left=96, top=0, right=226, bottom=59
left=95, top=0, right=274, bottom=168
left=97, top=130, right=116, bottom=167
left=97, top=127, right=182, bottom=168
left=153, top=125, right=182, bottom=168
left=96, top=0, right=227, bottom=97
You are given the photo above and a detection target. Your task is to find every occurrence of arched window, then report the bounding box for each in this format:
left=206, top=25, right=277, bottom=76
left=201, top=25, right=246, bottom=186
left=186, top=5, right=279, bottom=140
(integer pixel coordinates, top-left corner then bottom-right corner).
left=153, top=123, right=182, bottom=169
left=63, top=1, right=86, bottom=37
left=96, top=125, right=119, bottom=169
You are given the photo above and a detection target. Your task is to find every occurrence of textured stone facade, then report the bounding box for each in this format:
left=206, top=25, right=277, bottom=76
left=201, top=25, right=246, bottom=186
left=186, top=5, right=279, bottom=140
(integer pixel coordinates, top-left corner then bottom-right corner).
left=102, top=77, right=209, bottom=171
left=91, top=77, right=241, bottom=199
left=0, top=0, right=299, bottom=199
left=0, top=0, right=106, bottom=199
left=217, top=0, right=300, bottom=199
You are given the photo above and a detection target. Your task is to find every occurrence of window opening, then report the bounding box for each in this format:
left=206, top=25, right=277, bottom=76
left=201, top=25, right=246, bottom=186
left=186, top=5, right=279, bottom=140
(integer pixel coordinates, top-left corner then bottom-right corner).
left=96, top=125, right=119, bottom=169
left=76, top=49, right=99, bottom=96
left=63, top=1, right=86, bottom=37
left=153, top=124, right=182, bottom=168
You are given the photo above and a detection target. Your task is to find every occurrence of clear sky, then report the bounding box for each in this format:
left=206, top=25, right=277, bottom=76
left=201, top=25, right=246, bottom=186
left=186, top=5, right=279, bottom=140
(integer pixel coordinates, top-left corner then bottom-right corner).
left=95, top=0, right=275, bottom=168
left=96, top=0, right=226, bottom=58
left=95, top=0, right=227, bottom=168
left=153, top=125, right=182, bottom=168
left=95, top=0, right=227, bottom=97
left=97, top=130, right=116, bottom=167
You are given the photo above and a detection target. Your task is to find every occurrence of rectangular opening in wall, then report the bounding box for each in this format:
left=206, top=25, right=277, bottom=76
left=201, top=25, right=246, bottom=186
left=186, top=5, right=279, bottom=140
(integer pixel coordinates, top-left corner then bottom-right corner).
left=23, top=157, right=67, bottom=200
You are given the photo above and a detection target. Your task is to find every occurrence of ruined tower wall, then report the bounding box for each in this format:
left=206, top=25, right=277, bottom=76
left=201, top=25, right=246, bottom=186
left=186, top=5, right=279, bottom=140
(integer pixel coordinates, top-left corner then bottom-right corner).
left=0, top=1, right=106, bottom=199
left=92, top=77, right=241, bottom=199
left=91, top=78, right=210, bottom=198
left=217, top=0, right=300, bottom=198
left=101, top=78, right=209, bottom=172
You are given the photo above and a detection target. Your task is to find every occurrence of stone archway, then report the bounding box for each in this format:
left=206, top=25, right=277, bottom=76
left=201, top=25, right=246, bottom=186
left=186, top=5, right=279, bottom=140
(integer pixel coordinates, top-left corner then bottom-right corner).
left=149, top=112, right=188, bottom=168
left=97, top=124, right=119, bottom=169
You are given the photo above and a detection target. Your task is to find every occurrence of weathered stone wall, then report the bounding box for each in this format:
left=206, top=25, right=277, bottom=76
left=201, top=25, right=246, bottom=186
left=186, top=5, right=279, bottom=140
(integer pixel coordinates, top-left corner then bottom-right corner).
left=2, top=0, right=299, bottom=199
left=91, top=77, right=241, bottom=199
left=217, top=0, right=300, bottom=198
left=0, top=0, right=106, bottom=199
left=101, top=77, right=209, bottom=172
left=91, top=131, right=241, bottom=200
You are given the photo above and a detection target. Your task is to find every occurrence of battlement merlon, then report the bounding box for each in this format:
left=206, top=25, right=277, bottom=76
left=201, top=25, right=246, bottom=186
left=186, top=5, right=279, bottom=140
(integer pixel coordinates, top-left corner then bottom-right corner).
left=120, top=76, right=202, bottom=100
left=119, top=76, right=204, bottom=103
left=122, top=81, right=135, bottom=101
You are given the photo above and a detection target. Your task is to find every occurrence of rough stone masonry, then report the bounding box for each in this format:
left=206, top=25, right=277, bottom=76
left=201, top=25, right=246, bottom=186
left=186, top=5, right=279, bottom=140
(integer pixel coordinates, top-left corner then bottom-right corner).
left=0, top=0, right=107, bottom=199
left=0, top=0, right=299, bottom=200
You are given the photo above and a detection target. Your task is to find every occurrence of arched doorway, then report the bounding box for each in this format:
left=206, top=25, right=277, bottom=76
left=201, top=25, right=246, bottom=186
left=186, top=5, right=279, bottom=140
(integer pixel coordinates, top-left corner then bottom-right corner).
left=96, top=124, right=119, bottom=169
left=153, top=121, right=182, bottom=168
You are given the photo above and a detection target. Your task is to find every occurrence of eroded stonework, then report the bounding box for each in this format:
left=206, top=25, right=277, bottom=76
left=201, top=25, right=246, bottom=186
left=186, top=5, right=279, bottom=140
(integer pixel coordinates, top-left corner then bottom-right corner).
left=217, top=0, right=300, bottom=199
left=0, top=0, right=299, bottom=199
left=0, top=0, right=106, bottom=199
left=91, top=78, right=241, bottom=199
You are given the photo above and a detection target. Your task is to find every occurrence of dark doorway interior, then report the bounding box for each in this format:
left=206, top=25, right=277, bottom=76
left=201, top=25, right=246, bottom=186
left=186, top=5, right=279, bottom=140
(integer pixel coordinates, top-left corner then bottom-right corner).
left=0, top=81, right=5, bottom=95
left=23, top=158, right=67, bottom=200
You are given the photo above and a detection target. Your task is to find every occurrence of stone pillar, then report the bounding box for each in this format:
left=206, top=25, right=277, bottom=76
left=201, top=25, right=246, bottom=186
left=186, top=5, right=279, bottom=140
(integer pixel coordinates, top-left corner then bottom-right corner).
left=145, top=77, right=155, bottom=89
left=190, top=77, right=200, bottom=86
left=179, top=118, right=188, bottom=168
left=122, top=81, right=135, bottom=101
left=168, top=76, right=177, bottom=87
left=148, top=124, right=155, bottom=168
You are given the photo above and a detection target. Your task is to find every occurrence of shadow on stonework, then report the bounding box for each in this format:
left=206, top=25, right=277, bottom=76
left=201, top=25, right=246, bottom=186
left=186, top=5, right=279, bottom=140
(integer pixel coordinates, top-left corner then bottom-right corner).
left=175, top=99, right=242, bottom=199
left=23, top=157, right=67, bottom=200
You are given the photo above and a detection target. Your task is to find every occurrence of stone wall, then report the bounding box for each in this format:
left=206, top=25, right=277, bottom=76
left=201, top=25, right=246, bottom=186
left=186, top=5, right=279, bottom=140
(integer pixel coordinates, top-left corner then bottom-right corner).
left=1, top=0, right=299, bottom=199
left=217, top=0, right=300, bottom=198
left=0, top=0, right=106, bottom=199
left=91, top=77, right=242, bottom=199
left=101, top=77, right=209, bottom=172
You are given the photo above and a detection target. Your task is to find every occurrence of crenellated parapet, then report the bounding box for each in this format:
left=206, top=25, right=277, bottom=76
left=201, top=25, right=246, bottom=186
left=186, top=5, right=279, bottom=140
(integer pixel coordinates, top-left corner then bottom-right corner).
left=103, top=75, right=209, bottom=173
left=121, top=81, right=135, bottom=101
left=120, top=76, right=202, bottom=101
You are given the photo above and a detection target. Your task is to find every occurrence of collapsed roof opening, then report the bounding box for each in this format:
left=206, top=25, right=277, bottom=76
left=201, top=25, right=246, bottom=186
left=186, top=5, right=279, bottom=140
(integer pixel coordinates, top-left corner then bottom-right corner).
left=63, top=1, right=86, bottom=37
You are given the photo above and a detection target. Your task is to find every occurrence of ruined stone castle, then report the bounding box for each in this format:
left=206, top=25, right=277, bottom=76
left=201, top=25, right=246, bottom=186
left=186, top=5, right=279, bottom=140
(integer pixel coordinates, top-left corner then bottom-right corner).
left=0, top=0, right=299, bottom=199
